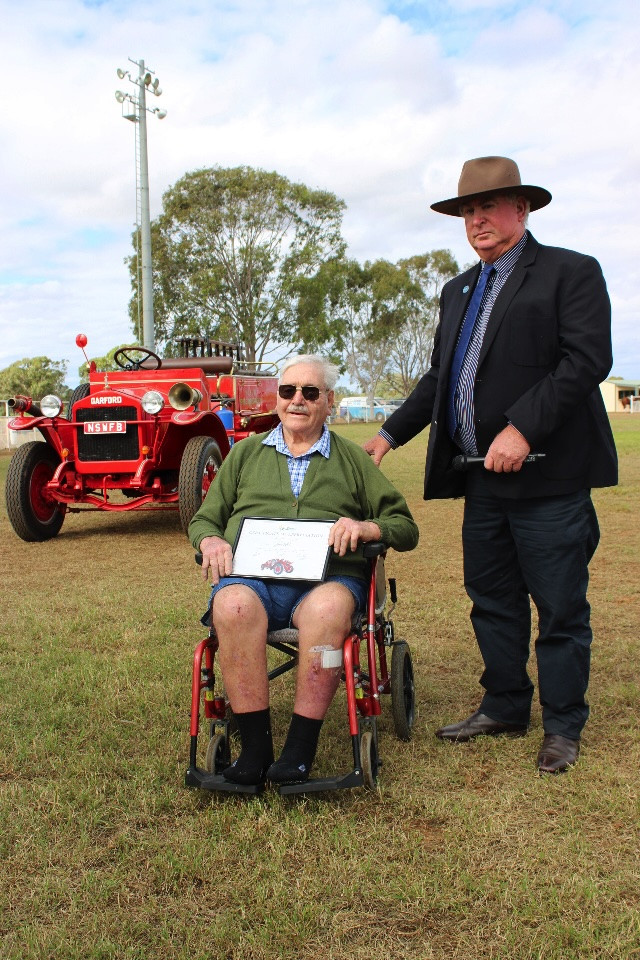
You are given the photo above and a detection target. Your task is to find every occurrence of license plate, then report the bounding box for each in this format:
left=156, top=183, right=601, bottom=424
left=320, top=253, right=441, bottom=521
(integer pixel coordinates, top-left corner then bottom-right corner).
left=83, top=421, right=126, bottom=434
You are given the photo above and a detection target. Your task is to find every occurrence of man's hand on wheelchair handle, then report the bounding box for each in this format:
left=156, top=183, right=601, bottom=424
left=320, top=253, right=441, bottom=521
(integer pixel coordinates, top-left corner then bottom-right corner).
left=329, top=518, right=382, bottom=557
left=363, top=434, right=391, bottom=466
left=199, top=535, right=233, bottom=583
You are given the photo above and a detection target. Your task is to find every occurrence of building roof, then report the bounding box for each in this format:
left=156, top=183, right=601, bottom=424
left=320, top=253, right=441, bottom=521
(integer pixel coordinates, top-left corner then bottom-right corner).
left=604, top=378, right=640, bottom=388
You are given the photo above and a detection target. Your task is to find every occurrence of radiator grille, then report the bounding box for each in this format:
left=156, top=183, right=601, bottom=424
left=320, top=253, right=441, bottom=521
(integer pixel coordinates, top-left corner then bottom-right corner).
left=75, top=406, right=140, bottom=462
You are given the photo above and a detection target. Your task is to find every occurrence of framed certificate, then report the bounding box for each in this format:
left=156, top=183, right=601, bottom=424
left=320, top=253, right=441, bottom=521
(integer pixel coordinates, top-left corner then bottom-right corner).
left=231, top=517, right=335, bottom=581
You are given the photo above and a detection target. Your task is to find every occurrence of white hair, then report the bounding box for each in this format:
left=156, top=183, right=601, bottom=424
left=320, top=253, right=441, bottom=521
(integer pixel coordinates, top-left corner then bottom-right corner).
left=279, top=354, right=339, bottom=391
left=504, top=192, right=531, bottom=226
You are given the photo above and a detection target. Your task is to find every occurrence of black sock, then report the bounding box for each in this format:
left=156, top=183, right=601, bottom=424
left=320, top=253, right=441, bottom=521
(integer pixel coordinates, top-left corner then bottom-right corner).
left=223, top=708, right=274, bottom=785
left=267, top=713, right=323, bottom=783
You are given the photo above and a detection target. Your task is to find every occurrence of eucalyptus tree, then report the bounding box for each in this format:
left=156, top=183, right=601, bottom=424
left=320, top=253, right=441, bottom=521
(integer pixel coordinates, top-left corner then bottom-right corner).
left=127, top=166, right=347, bottom=362
left=0, top=357, right=69, bottom=400
left=337, top=258, right=420, bottom=411
left=386, top=249, right=460, bottom=395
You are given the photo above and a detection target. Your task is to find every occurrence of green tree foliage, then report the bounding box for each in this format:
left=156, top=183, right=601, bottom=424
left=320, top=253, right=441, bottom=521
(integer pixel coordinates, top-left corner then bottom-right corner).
left=386, top=249, right=459, bottom=395
left=0, top=356, right=69, bottom=400
left=127, top=166, right=347, bottom=362
left=294, top=257, right=352, bottom=363
left=336, top=259, right=421, bottom=405
left=77, top=345, right=134, bottom=383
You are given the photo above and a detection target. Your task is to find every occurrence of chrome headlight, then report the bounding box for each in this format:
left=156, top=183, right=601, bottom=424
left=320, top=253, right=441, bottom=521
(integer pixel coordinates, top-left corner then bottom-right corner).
left=141, top=390, right=164, bottom=415
left=40, top=395, right=63, bottom=418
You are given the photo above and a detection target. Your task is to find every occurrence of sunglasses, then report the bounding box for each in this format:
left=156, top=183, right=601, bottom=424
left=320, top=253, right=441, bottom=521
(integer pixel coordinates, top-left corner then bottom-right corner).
left=278, top=384, right=326, bottom=401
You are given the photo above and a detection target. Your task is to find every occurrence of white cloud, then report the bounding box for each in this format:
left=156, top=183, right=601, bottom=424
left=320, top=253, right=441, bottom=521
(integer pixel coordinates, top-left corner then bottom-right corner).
left=0, top=0, right=638, bottom=384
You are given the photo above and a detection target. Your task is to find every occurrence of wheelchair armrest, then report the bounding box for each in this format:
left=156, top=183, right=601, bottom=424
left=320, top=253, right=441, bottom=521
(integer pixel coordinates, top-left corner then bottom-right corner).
left=362, top=541, right=387, bottom=559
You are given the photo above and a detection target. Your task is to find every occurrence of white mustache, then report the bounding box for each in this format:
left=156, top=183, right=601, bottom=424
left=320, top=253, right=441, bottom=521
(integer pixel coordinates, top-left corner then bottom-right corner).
left=287, top=404, right=308, bottom=412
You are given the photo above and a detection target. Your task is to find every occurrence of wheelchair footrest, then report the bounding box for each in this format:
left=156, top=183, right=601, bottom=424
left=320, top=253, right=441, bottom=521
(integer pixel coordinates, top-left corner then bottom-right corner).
left=277, top=769, right=364, bottom=795
left=185, top=766, right=265, bottom=795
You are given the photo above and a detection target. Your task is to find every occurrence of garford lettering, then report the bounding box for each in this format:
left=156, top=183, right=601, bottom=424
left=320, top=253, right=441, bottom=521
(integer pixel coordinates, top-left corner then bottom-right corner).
left=90, top=396, right=123, bottom=405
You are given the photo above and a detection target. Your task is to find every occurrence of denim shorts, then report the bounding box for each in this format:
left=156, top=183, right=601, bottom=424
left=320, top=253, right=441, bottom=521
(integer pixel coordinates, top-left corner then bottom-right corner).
left=202, top=575, right=368, bottom=631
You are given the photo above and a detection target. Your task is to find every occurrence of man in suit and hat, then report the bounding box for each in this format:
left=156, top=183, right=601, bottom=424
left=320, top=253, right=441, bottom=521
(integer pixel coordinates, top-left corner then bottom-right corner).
left=364, top=156, right=617, bottom=773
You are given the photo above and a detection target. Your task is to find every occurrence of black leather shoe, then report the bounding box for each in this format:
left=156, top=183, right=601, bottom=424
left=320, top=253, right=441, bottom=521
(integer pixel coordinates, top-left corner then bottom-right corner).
left=436, top=709, right=529, bottom=742
left=537, top=734, right=579, bottom=773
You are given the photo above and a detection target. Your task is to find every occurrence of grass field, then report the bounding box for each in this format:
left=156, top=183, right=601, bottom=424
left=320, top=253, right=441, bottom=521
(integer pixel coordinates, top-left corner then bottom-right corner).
left=1, top=416, right=639, bottom=959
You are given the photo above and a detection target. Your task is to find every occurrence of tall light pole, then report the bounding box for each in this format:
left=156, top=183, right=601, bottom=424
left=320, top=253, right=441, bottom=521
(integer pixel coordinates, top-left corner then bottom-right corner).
left=115, top=59, right=166, bottom=351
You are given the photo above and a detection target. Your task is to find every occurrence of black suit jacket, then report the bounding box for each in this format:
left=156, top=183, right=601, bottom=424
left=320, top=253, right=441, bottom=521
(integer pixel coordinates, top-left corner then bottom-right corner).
left=383, top=233, right=618, bottom=500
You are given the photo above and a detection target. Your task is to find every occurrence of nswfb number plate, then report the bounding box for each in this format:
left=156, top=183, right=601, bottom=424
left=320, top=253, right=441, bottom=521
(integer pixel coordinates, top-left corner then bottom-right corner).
left=83, top=421, right=126, bottom=434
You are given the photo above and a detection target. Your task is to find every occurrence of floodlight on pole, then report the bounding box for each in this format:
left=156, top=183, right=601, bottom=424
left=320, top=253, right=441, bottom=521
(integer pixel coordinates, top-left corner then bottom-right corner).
left=115, top=58, right=166, bottom=352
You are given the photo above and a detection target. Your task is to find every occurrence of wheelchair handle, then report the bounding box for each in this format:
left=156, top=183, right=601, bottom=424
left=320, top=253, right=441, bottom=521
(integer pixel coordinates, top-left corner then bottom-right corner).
left=452, top=453, right=545, bottom=472
left=195, top=552, right=203, bottom=565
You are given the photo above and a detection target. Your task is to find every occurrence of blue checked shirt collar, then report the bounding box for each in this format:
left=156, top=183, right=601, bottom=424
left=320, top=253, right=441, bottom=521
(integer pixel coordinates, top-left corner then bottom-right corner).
left=263, top=423, right=331, bottom=497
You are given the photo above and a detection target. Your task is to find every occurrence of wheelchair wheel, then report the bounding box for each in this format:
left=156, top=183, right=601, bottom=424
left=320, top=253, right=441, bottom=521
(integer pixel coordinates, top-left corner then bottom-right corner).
left=205, top=733, right=231, bottom=774
left=391, top=641, right=415, bottom=742
left=360, top=730, right=379, bottom=790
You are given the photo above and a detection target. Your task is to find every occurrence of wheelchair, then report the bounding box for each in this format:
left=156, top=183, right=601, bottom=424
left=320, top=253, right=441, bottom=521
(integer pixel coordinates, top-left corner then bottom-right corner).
left=185, top=542, right=416, bottom=795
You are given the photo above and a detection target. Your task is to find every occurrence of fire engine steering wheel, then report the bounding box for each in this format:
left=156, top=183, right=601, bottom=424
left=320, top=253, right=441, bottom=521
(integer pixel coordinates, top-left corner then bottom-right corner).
left=114, top=346, right=162, bottom=371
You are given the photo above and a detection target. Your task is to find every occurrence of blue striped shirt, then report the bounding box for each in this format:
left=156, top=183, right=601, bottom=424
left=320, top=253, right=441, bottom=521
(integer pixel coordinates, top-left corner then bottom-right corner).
left=454, top=230, right=528, bottom=453
left=262, top=423, right=331, bottom=497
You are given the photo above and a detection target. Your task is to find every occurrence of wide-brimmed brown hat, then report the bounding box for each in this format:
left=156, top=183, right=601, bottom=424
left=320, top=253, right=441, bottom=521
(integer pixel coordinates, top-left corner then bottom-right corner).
left=430, top=156, right=552, bottom=216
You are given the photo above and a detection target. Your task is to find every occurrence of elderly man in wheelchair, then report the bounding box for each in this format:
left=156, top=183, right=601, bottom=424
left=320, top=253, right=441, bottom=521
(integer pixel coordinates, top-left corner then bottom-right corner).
left=188, top=354, right=418, bottom=792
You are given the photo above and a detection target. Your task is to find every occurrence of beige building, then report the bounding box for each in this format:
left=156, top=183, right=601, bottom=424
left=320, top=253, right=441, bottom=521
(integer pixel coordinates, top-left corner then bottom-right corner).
left=600, top=378, right=640, bottom=413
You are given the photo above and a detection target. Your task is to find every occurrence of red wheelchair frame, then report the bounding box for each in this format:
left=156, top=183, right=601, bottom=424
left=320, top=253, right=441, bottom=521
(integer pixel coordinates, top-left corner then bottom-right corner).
left=185, top=542, right=415, bottom=795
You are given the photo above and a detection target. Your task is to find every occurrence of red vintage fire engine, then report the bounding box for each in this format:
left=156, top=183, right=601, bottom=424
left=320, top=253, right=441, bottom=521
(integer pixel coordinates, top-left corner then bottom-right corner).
left=5, top=334, right=280, bottom=541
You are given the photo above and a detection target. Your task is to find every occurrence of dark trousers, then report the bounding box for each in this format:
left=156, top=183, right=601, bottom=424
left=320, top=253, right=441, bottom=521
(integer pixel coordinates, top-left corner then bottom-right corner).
left=462, top=487, right=600, bottom=739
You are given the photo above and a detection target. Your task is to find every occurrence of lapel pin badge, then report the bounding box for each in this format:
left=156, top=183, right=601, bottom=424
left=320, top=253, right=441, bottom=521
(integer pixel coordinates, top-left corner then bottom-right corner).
left=463, top=285, right=470, bottom=293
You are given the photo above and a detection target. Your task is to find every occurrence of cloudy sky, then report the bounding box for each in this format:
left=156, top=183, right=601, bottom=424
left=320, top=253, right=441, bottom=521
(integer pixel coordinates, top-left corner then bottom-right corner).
left=1, top=0, right=638, bottom=388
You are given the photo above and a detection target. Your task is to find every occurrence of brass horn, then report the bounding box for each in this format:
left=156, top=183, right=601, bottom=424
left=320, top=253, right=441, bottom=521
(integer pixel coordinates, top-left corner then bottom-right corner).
left=168, top=382, right=203, bottom=411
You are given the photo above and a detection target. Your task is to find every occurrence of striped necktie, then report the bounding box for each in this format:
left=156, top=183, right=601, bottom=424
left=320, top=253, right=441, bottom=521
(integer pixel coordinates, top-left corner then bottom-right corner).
left=447, top=263, right=495, bottom=440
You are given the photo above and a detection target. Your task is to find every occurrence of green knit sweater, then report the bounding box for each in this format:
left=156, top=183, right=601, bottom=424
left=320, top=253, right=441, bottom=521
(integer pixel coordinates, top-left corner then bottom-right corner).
left=188, top=431, right=419, bottom=580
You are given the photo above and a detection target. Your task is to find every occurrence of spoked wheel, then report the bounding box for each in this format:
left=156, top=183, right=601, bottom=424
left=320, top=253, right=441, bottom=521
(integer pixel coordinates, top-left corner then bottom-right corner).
left=205, top=733, right=231, bottom=774
left=5, top=442, right=65, bottom=541
left=178, top=436, right=223, bottom=533
left=391, top=641, right=415, bottom=741
left=360, top=729, right=380, bottom=791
